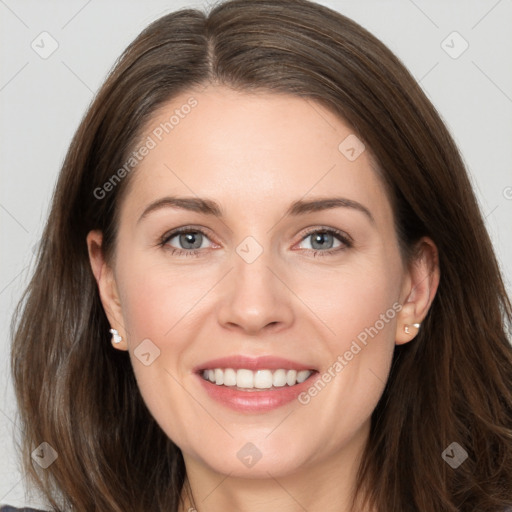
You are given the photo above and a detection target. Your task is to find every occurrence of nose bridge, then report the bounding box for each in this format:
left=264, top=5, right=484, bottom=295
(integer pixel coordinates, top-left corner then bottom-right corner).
left=216, top=234, right=294, bottom=333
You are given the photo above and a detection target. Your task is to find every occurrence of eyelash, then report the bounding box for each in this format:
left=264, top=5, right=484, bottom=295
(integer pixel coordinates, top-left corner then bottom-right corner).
left=158, top=226, right=353, bottom=258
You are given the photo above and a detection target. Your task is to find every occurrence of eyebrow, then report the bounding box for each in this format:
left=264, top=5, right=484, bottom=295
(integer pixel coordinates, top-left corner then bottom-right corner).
left=137, top=196, right=375, bottom=225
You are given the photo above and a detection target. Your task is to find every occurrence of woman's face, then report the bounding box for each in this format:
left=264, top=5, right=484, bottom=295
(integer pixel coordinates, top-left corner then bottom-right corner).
left=89, top=85, right=437, bottom=480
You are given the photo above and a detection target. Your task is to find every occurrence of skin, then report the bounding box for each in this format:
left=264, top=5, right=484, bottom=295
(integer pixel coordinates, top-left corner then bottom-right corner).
left=87, top=85, right=439, bottom=512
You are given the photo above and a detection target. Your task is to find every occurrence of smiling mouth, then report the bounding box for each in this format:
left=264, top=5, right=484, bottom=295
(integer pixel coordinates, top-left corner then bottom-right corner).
left=200, top=367, right=317, bottom=390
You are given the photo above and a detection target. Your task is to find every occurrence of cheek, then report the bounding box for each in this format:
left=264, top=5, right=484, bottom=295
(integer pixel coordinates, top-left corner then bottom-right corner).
left=117, top=253, right=212, bottom=342
left=309, top=254, right=401, bottom=350
left=330, top=277, right=399, bottom=348
left=303, top=253, right=402, bottom=410
left=115, top=262, right=201, bottom=442
left=114, top=254, right=217, bottom=404
left=113, top=259, right=189, bottom=392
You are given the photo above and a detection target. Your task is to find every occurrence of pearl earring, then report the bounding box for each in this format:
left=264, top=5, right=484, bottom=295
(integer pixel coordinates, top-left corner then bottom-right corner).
left=109, top=328, right=122, bottom=344
left=404, top=323, right=421, bottom=334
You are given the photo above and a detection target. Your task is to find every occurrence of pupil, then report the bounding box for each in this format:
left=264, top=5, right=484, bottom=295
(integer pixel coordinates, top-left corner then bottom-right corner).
left=312, top=232, right=331, bottom=250
left=181, top=232, right=201, bottom=249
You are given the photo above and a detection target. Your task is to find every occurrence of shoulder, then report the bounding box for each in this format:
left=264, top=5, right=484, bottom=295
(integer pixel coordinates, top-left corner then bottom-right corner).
left=0, top=507, right=47, bottom=512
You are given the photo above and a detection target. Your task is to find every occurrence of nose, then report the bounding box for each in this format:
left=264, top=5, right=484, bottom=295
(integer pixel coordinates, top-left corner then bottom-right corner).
left=216, top=242, right=295, bottom=335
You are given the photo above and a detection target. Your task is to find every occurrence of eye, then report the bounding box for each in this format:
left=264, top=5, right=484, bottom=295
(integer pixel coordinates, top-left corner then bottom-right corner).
left=158, top=226, right=352, bottom=258
left=295, top=228, right=352, bottom=257
left=159, top=227, right=214, bottom=257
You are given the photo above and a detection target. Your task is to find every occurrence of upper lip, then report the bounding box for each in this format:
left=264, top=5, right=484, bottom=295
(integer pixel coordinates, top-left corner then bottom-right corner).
left=193, top=355, right=317, bottom=373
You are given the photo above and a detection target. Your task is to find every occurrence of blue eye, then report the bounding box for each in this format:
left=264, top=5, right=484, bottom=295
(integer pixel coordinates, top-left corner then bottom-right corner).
left=159, top=226, right=352, bottom=258
left=298, top=229, right=347, bottom=253
left=295, top=228, right=352, bottom=257
left=160, top=227, right=212, bottom=257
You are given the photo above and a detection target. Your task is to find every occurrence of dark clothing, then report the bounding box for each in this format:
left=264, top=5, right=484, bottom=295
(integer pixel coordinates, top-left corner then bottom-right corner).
left=1, top=507, right=46, bottom=511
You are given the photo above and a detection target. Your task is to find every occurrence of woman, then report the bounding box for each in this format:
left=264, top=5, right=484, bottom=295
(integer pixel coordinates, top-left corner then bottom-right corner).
left=5, top=0, right=512, bottom=511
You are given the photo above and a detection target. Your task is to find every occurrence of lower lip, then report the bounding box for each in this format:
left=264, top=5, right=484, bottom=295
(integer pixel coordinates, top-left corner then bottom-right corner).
left=195, top=372, right=319, bottom=412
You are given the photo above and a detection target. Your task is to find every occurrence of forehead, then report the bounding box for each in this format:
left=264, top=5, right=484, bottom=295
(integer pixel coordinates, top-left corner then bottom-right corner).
left=119, top=86, right=392, bottom=228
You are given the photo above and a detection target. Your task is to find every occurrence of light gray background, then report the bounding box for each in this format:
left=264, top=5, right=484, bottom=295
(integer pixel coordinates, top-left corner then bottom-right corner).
left=1, top=0, right=511, bottom=508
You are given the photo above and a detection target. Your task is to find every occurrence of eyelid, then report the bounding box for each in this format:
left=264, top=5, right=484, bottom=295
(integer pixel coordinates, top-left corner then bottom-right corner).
left=296, top=225, right=353, bottom=245
left=159, top=225, right=217, bottom=247
left=159, top=225, right=352, bottom=256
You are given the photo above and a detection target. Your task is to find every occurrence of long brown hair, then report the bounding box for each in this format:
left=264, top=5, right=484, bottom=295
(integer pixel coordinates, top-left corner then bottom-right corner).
left=10, top=0, right=512, bottom=510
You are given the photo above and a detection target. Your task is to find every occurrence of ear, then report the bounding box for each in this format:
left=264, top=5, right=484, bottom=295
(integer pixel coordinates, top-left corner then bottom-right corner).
left=395, top=236, right=440, bottom=345
left=86, top=230, right=128, bottom=351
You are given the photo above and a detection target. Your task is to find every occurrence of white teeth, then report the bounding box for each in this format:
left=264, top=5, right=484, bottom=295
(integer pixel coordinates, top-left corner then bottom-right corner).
left=272, top=369, right=287, bottom=387
left=201, top=368, right=313, bottom=389
left=296, top=370, right=311, bottom=383
left=223, top=368, right=237, bottom=386
left=286, top=370, right=297, bottom=386
left=254, top=370, right=273, bottom=389
left=236, top=369, right=254, bottom=388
